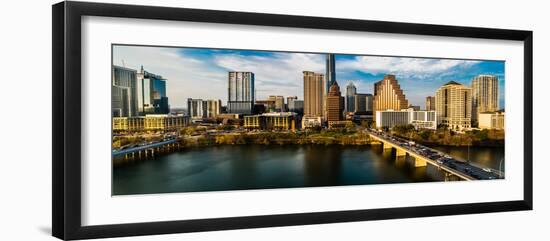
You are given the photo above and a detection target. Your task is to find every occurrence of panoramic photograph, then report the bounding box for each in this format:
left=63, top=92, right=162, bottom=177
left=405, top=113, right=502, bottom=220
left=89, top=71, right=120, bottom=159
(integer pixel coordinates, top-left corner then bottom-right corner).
left=111, top=44, right=505, bottom=196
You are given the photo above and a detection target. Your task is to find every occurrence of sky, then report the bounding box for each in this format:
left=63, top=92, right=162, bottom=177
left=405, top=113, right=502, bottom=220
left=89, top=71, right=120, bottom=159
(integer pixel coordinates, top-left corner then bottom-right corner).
left=113, top=45, right=505, bottom=109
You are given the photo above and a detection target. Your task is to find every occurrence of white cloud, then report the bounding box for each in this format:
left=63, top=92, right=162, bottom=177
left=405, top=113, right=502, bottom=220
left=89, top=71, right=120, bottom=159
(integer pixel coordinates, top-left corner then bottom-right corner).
left=338, top=56, right=479, bottom=79
left=213, top=53, right=324, bottom=99
left=113, top=46, right=227, bottom=108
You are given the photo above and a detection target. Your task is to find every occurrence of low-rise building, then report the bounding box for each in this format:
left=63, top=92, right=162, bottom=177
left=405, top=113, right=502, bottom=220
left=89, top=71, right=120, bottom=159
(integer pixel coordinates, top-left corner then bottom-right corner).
left=113, top=117, right=145, bottom=132
left=301, top=116, right=323, bottom=129
left=144, top=114, right=189, bottom=131
left=113, top=114, right=189, bottom=132
left=244, top=112, right=297, bottom=131
left=409, top=110, right=438, bottom=130
left=478, top=111, right=505, bottom=129
left=375, top=109, right=438, bottom=130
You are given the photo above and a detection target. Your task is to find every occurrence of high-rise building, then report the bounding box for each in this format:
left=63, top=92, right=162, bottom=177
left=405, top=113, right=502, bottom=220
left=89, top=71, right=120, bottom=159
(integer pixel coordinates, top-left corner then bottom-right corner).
left=187, top=98, right=207, bottom=119
left=187, top=99, right=221, bottom=119
left=373, top=74, right=409, bottom=120
left=426, top=96, right=436, bottom=111
left=206, top=99, right=222, bottom=118
left=303, top=71, right=325, bottom=118
left=436, top=81, right=472, bottom=130
left=326, top=81, right=344, bottom=123
left=112, top=65, right=138, bottom=117
left=345, top=81, right=357, bottom=113
left=472, top=75, right=499, bottom=123
left=228, top=71, right=255, bottom=114
left=268, top=95, right=285, bottom=112
left=326, top=54, right=336, bottom=89
left=353, top=93, right=372, bottom=113
left=137, top=66, right=168, bottom=115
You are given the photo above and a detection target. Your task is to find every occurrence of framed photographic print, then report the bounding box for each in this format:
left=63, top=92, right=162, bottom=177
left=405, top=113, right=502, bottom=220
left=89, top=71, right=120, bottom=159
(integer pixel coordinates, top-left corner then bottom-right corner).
left=52, top=1, right=533, bottom=240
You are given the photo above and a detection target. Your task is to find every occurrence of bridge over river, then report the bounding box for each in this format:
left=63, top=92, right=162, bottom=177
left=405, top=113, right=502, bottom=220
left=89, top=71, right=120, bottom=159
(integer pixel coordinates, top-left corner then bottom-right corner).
left=367, top=131, right=502, bottom=181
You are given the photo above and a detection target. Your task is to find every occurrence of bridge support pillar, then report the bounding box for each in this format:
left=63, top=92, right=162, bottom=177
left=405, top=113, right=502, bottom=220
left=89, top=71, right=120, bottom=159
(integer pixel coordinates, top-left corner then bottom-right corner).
left=396, top=149, right=407, bottom=157
left=382, top=143, right=392, bottom=150
left=414, top=157, right=427, bottom=167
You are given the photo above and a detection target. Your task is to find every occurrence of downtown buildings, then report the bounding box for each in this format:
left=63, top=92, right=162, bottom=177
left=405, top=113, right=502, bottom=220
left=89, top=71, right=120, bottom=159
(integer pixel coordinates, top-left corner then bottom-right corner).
left=187, top=99, right=222, bottom=119
left=326, top=81, right=345, bottom=127
left=345, top=81, right=357, bottom=113
left=373, top=74, right=409, bottom=120
left=137, top=66, right=169, bottom=115
left=112, top=65, right=138, bottom=117
left=227, top=71, right=255, bottom=114
left=472, top=74, right=499, bottom=124
left=435, top=81, right=472, bottom=131
left=112, top=65, right=170, bottom=117
left=425, top=96, right=436, bottom=111
left=303, top=71, right=326, bottom=119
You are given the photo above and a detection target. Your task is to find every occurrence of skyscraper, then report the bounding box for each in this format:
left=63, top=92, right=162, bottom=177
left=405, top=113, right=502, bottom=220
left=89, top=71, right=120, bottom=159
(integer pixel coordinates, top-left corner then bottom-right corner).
left=326, top=54, right=336, bottom=88
left=436, top=81, right=472, bottom=130
left=472, top=75, right=499, bottom=123
left=152, top=78, right=169, bottom=114
left=326, top=81, right=345, bottom=123
left=137, top=66, right=168, bottom=115
left=426, top=96, right=436, bottom=111
left=345, top=81, right=357, bottom=113
left=227, top=71, right=255, bottom=114
left=303, top=71, right=325, bottom=118
left=112, top=65, right=138, bottom=117
left=373, top=74, right=409, bottom=120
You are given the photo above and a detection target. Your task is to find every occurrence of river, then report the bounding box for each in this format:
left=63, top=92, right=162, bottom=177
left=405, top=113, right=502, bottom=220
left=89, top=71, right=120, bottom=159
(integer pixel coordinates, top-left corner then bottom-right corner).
left=113, top=144, right=504, bottom=195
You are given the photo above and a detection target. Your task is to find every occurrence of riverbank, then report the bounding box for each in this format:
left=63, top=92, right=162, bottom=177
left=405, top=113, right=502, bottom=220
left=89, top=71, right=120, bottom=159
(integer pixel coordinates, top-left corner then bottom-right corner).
left=181, top=131, right=375, bottom=147
left=390, top=125, right=505, bottom=147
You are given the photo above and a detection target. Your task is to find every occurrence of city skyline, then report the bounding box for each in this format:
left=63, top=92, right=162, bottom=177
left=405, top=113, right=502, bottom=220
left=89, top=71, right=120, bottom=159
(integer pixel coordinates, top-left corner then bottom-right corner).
left=113, top=45, right=505, bottom=109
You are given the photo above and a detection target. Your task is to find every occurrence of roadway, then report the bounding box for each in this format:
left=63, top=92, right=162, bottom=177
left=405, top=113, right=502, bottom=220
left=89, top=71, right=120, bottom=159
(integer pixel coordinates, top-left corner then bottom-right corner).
left=112, top=138, right=178, bottom=157
left=366, top=130, right=502, bottom=181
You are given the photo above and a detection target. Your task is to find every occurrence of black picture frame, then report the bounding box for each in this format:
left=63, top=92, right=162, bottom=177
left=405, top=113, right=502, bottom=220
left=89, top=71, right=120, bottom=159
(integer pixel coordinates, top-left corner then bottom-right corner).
left=52, top=1, right=533, bottom=240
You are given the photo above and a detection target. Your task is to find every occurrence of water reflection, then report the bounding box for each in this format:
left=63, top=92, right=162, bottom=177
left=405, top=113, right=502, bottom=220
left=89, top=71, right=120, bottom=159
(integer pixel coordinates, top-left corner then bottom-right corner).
left=112, top=144, right=502, bottom=195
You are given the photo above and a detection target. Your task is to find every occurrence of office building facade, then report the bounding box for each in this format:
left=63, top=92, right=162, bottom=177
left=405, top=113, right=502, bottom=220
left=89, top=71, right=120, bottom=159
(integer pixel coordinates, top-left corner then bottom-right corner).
left=303, top=71, right=325, bottom=118
left=375, top=109, right=437, bottom=130
left=436, top=81, right=472, bottom=131
left=472, top=75, right=499, bottom=123
left=188, top=99, right=221, bottom=119
left=373, top=74, right=409, bottom=120
left=268, top=95, right=285, bottom=112
left=354, top=93, right=373, bottom=113
left=137, top=66, right=169, bottom=115
left=112, top=65, right=138, bottom=117
left=478, top=111, right=505, bottom=130
left=345, top=81, right=357, bottom=113
left=326, top=81, right=345, bottom=124
left=228, top=71, right=255, bottom=114
left=426, top=96, right=436, bottom=111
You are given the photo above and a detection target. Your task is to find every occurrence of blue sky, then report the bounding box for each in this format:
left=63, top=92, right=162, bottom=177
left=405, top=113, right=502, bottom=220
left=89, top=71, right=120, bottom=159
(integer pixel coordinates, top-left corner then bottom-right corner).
left=113, top=45, right=505, bottom=109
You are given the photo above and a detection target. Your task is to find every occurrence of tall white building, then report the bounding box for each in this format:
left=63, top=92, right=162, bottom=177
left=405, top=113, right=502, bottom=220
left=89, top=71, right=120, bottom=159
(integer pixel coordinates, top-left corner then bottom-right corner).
left=472, top=75, right=499, bottom=123
left=228, top=72, right=255, bottom=114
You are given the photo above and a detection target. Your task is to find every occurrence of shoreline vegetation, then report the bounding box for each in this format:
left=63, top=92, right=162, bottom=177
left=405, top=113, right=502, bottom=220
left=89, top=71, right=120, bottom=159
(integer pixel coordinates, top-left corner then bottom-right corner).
left=113, top=124, right=505, bottom=150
